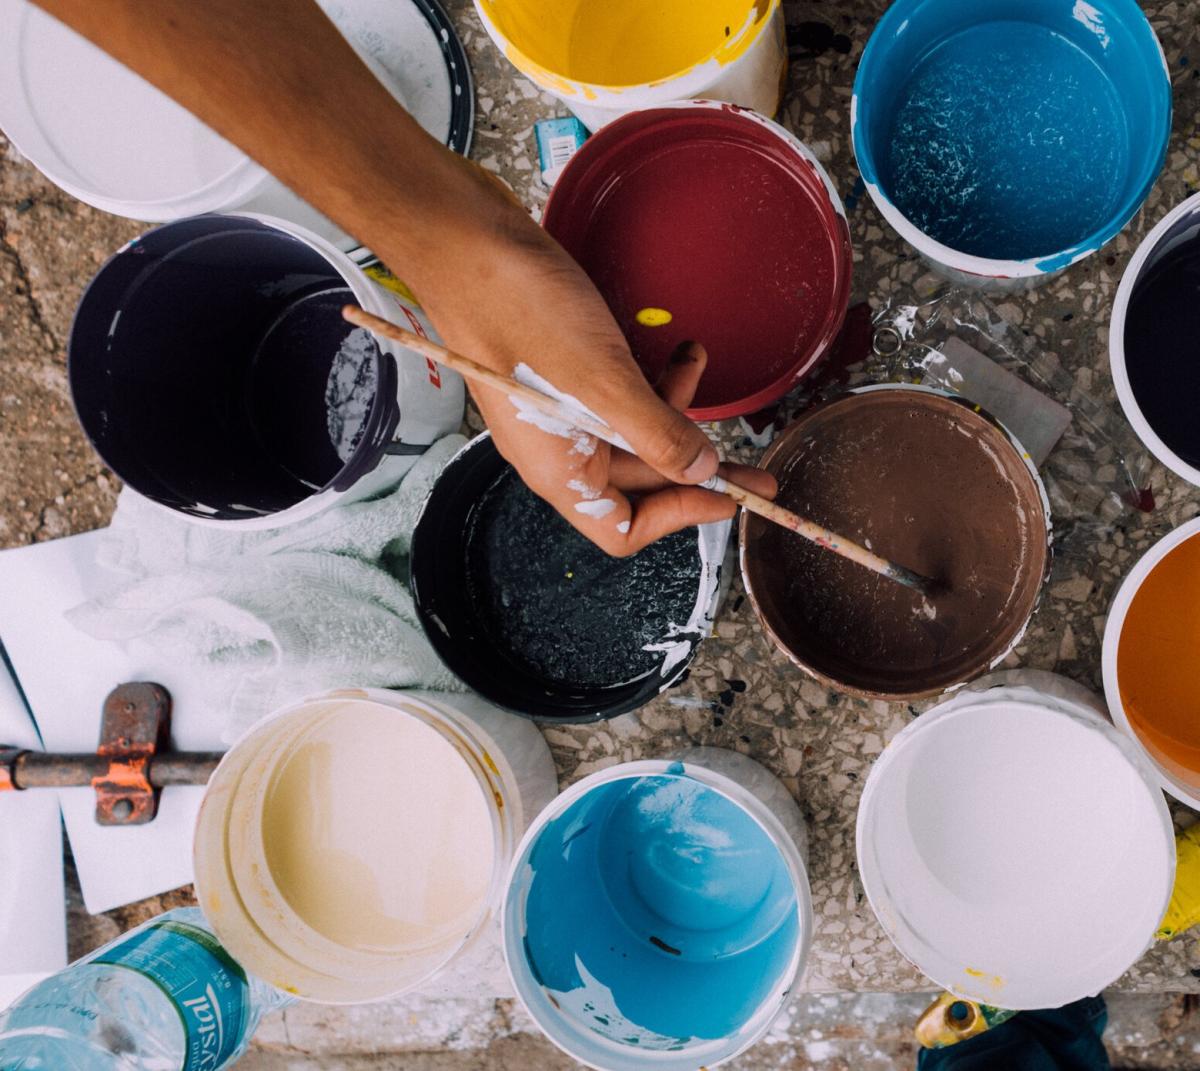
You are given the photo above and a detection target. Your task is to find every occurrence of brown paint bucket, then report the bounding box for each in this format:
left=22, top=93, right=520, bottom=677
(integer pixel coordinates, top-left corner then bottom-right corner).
left=739, top=385, right=1051, bottom=700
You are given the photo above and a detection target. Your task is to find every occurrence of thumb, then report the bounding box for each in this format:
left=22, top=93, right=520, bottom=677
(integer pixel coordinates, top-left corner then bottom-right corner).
left=601, top=371, right=719, bottom=485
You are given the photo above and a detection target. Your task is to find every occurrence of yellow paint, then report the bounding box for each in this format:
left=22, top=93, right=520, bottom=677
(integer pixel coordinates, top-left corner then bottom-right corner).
left=635, top=307, right=674, bottom=327
left=260, top=701, right=494, bottom=954
left=480, top=0, right=773, bottom=88
left=1157, top=823, right=1200, bottom=939
left=363, top=264, right=420, bottom=305
left=964, top=968, right=1005, bottom=989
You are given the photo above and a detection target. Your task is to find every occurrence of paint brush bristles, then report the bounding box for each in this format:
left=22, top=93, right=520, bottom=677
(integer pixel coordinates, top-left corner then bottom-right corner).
left=342, top=305, right=938, bottom=597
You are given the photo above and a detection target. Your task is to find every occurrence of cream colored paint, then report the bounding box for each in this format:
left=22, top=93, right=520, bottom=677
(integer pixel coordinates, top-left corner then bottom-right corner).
left=260, top=701, right=494, bottom=955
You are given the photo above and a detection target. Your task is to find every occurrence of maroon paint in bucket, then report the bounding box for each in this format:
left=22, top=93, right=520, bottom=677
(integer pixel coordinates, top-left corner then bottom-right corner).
left=543, top=101, right=852, bottom=421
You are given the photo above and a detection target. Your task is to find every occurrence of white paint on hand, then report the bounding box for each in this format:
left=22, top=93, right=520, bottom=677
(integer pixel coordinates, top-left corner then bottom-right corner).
left=567, top=478, right=601, bottom=500
left=616, top=520, right=631, bottom=534
left=574, top=498, right=616, bottom=519
left=510, top=363, right=633, bottom=454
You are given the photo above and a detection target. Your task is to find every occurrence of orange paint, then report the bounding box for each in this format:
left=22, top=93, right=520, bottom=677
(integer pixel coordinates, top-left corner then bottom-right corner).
left=1117, top=533, right=1200, bottom=774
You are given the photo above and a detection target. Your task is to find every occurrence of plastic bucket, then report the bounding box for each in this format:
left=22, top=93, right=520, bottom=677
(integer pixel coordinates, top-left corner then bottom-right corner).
left=740, top=385, right=1051, bottom=700
left=474, top=0, right=785, bottom=132
left=543, top=102, right=852, bottom=420
left=851, top=0, right=1170, bottom=286
left=0, top=0, right=472, bottom=250
left=1102, top=517, right=1200, bottom=806
left=68, top=213, right=464, bottom=528
left=503, top=749, right=812, bottom=1070
left=193, top=687, right=557, bottom=1003
left=1110, top=192, right=1200, bottom=486
left=857, top=669, right=1175, bottom=1010
left=410, top=433, right=731, bottom=722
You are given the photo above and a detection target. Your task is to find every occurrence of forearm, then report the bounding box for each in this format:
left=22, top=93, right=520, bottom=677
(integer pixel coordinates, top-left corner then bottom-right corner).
left=31, top=0, right=518, bottom=294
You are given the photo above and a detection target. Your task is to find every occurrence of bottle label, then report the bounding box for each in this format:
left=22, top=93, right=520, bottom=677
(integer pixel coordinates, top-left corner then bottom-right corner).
left=94, top=920, right=249, bottom=1071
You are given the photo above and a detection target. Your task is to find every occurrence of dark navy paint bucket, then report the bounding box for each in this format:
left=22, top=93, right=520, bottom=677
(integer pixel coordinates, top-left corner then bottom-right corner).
left=409, top=434, right=731, bottom=723
left=69, top=213, right=463, bottom=527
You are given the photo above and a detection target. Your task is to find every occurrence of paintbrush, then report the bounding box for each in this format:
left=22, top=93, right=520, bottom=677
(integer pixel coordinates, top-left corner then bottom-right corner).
left=341, top=305, right=938, bottom=597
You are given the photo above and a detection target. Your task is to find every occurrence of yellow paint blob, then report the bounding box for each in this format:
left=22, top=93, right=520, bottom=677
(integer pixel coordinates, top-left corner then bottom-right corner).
left=1157, top=822, right=1200, bottom=939
left=635, top=307, right=674, bottom=327
left=481, top=0, right=768, bottom=87
left=261, top=702, right=494, bottom=954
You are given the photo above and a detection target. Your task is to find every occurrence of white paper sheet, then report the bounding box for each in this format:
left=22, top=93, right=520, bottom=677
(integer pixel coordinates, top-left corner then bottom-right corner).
left=0, top=533, right=226, bottom=914
left=0, top=649, right=66, bottom=987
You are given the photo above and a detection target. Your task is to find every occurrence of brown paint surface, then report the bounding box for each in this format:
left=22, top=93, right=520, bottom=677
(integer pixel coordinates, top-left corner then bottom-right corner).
left=742, top=390, right=1048, bottom=698
left=1118, top=533, right=1200, bottom=777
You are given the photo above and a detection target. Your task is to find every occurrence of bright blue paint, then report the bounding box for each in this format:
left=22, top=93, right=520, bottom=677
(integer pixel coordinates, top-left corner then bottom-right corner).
left=852, top=0, right=1171, bottom=267
left=517, top=774, right=798, bottom=1046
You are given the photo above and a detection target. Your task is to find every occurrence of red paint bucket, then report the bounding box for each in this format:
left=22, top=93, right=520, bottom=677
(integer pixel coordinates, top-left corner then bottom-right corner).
left=543, top=101, right=852, bottom=420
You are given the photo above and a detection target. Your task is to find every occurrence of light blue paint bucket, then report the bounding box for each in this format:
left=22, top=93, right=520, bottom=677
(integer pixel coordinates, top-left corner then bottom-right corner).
left=851, top=0, right=1170, bottom=286
left=502, top=750, right=812, bottom=1071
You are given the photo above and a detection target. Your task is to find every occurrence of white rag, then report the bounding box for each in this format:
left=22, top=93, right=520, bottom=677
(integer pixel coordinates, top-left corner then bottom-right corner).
left=67, top=436, right=468, bottom=743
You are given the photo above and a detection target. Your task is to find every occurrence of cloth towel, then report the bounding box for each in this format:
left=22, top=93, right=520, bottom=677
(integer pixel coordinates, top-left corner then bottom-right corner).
left=67, top=436, right=467, bottom=743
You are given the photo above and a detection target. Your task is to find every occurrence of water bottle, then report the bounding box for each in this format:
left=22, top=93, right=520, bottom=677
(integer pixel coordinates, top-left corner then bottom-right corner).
left=0, top=908, right=291, bottom=1070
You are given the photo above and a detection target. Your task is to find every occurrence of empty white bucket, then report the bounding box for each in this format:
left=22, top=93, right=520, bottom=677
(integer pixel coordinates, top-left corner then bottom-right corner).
left=856, top=669, right=1174, bottom=1010
left=193, top=688, right=557, bottom=1002
left=503, top=749, right=811, bottom=1071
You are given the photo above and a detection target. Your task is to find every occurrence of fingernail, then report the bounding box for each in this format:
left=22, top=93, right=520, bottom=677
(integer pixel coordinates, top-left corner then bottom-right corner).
left=682, top=446, right=719, bottom=483
left=670, top=341, right=700, bottom=365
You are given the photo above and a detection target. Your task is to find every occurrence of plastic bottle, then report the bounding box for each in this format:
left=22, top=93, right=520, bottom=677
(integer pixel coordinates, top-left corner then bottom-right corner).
left=0, top=908, right=290, bottom=1070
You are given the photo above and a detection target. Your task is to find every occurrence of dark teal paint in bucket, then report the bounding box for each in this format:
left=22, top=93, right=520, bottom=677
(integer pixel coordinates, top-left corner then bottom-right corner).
left=853, top=0, right=1170, bottom=272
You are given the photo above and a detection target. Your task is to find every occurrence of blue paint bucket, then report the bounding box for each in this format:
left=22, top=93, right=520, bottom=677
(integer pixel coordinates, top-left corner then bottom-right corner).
left=502, top=750, right=812, bottom=1070
left=851, top=0, right=1170, bottom=285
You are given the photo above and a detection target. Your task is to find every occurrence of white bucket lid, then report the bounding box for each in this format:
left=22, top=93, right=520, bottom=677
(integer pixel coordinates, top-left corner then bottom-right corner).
left=856, top=679, right=1174, bottom=1010
left=0, top=0, right=464, bottom=222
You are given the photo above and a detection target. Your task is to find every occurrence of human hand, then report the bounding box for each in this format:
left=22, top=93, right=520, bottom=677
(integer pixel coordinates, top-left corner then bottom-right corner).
left=400, top=158, right=777, bottom=555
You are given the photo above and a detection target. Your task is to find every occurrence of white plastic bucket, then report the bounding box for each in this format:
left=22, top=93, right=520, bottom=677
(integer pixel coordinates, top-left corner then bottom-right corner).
left=474, top=0, right=786, bottom=132
left=68, top=212, right=464, bottom=529
left=1109, top=192, right=1200, bottom=487
left=193, top=688, right=557, bottom=1003
left=1102, top=517, right=1200, bottom=807
left=857, top=669, right=1174, bottom=1010
left=503, top=749, right=812, bottom=1071
left=0, top=0, right=472, bottom=250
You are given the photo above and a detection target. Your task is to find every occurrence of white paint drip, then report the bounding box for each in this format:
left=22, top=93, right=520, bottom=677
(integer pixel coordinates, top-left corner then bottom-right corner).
left=567, top=478, right=601, bottom=500
left=510, top=363, right=633, bottom=454
left=574, top=498, right=616, bottom=518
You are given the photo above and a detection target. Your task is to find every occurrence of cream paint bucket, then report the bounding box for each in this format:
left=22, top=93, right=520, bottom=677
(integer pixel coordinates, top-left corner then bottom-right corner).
left=193, top=688, right=557, bottom=1002
left=503, top=749, right=812, bottom=1071
left=857, top=669, right=1174, bottom=1010
left=474, top=0, right=786, bottom=131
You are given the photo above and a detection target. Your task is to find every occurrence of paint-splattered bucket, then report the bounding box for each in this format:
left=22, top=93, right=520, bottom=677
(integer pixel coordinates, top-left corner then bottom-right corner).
left=1102, top=517, right=1200, bottom=807
left=409, top=433, right=731, bottom=722
left=851, top=0, right=1170, bottom=286
left=474, top=0, right=785, bottom=132
left=68, top=213, right=464, bottom=528
left=0, top=0, right=473, bottom=250
left=193, top=688, right=557, bottom=1003
left=740, top=385, right=1051, bottom=701
left=857, top=669, right=1174, bottom=1010
left=503, top=749, right=811, bottom=1070
left=1110, top=192, right=1200, bottom=485
left=543, top=102, right=852, bottom=420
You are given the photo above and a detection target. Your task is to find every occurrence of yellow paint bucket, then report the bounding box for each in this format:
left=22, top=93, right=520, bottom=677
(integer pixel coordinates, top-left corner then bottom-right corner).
left=474, top=0, right=786, bottom=130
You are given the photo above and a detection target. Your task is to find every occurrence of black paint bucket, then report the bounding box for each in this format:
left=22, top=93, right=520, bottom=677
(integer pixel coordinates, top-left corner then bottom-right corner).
left=68, top=213, right=463, bottom=527
left=410, top=434, right=731, bottom=723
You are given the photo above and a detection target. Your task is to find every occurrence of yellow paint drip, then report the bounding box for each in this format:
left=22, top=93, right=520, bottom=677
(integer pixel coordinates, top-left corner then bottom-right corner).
left=1157, top=823, right=1200, bottom=939
left=635, top=307, right=673, bottom=327
left=481, top=0, right=770, bottom=88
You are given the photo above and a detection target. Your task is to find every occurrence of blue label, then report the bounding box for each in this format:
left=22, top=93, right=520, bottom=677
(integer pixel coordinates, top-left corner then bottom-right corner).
left=94, top=921, right=249, bottom=1071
